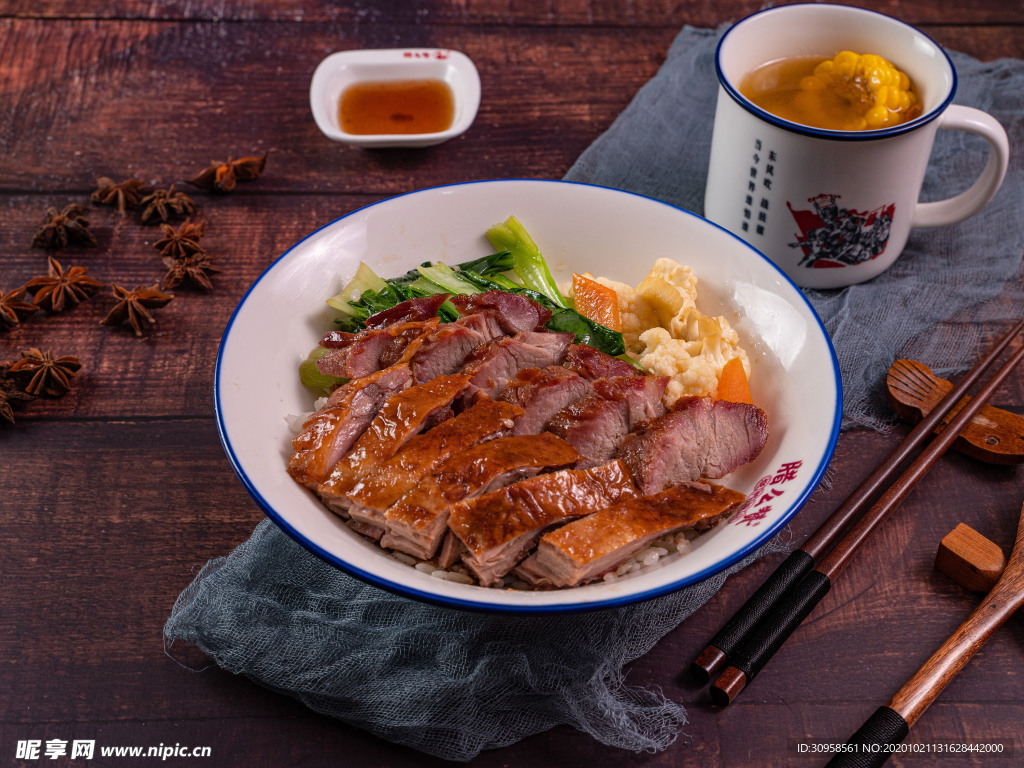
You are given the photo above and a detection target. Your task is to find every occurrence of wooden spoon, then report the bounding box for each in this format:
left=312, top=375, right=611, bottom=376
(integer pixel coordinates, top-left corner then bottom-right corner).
left=826, top=501, right=1024, bottom=768
left=887, top=359, right=1024, bottom=464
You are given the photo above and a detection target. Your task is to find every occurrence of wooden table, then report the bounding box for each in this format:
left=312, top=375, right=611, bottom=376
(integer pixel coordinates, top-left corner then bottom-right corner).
left=3, top=1, right=1022, bottom=765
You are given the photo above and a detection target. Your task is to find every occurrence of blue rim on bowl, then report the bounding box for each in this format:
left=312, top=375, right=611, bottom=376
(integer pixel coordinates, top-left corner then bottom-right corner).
left=214, top=179, right=842, bottom=613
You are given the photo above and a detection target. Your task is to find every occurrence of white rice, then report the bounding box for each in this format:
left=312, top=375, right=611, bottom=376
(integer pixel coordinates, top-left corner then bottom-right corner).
left=378, top=529, right=702, bottom=590
left=285, top=411, right=312, bottom=434
left=600, top=533, right=693, bottom=584
left=286, top=397, right=328, bottom=434
left=436, top=570, right=475, bottom=585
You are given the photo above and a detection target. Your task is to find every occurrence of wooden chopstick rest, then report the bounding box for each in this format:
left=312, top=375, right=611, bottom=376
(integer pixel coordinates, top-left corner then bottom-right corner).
left=935, top=522, right=1007, bottom=593
left=887, top=359, right=1024, bottom=465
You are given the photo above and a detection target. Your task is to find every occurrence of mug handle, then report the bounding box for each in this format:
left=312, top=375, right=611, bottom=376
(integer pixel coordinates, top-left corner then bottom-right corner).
left=912, top=105, right=1009, bottom=228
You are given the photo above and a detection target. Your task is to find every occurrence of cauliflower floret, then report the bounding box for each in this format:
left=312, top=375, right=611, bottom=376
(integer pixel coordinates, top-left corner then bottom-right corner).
left=637, top=318, right=749, bottom=405
left=644, top=258, right=730, bottom=342
left=584, top=274, right=658, bottom=355
left=673, top=304, right=742, bottom=348
left=579, top=258, right=751, bottom=406
left=646, top=258, right=699, bottom=302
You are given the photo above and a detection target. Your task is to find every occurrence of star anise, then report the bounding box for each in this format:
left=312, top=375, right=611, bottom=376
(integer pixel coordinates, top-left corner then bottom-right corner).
left=0, top=361, right=35, bottom=423
left=1, top=286, right=39, bottom=331
left=139, top=185, right=196, bottom=224
left=31, top=204, right=97, bottom=250
left=24, top=256, right=105, bottom=313
left=188, top=151, right=268, bottom=193
left=91, top=177, right=148, bottom=215
left=8, top=348, right=82, bottom=396
left=100, top=283, right=174, bottom=336
left=162, top=253, right=220, bottom=292
left=154, top=219, right=206, bottom=260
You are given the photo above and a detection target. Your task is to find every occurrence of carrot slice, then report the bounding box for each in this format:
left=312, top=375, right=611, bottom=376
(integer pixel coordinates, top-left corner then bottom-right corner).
left=572, top=273, right=621, bottom=332
left=717, top=357, right=753, bottom=404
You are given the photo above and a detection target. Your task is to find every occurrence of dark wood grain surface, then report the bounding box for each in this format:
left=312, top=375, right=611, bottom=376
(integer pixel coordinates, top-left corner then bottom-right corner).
left=2, top=1, right=1021, bottom=766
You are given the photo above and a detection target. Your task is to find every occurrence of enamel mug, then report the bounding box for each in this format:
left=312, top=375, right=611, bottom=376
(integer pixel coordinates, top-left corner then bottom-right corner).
left=703, top=4, right=1009, bottom=289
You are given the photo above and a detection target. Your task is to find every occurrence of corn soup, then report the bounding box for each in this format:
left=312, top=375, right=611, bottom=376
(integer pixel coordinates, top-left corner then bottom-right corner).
left=739, top=51, right=922, bottom=131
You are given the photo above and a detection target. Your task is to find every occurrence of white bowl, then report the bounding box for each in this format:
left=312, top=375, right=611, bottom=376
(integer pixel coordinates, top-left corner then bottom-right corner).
left=309, top=48, right=481, bottom=148
left=215, top=180, right=842, bottom=613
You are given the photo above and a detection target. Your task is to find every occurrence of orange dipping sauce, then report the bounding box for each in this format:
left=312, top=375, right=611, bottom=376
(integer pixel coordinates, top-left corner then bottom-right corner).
left=339, top=79, right=455, bottom=135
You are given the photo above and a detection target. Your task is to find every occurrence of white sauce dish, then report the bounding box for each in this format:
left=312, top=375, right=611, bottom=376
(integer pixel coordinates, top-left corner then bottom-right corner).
left=310, top=48, right=481, bottom=148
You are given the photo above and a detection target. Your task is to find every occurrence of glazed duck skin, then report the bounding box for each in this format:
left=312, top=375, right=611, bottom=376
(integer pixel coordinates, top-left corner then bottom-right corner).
left=317, top=374, right=472, bottom=512
left=516, top=482, right=746, bottom=587
left=448, top=459, right=639, bottom=586
left=344, top=397, right=523, bottom=524
left=380, top=433, right=580, bottom=560
left=287, top=363, right=413, bottom=488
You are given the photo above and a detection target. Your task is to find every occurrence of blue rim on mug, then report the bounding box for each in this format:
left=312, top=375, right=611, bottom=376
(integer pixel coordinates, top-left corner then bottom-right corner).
left=714, top=3, right=959, bottom=142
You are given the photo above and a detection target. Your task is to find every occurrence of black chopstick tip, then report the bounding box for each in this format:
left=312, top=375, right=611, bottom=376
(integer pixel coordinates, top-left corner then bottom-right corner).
left=691, top=645, right=727, bottom=684
left=710, top=666, right=747, bottom=707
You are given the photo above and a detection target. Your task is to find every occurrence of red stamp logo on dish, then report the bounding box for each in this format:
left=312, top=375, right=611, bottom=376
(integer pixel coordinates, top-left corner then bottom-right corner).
left=732, top=460, right=804, bottom=527
left=402, top=50, right=451, bottom=59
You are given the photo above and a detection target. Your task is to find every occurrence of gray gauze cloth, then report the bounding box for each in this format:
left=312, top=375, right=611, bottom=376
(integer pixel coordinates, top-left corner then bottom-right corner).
left=164, top=26, right=1024, bottom=762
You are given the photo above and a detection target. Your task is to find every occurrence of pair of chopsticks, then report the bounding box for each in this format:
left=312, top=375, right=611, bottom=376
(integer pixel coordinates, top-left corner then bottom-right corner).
left=691, top=316, right=1024, bottom=706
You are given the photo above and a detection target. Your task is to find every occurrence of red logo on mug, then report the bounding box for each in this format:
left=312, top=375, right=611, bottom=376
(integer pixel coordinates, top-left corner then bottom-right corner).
left=787, top=194, right=895, bottom=269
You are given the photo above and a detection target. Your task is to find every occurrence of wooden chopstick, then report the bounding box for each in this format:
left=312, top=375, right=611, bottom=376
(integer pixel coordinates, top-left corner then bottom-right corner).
left=690, top=316, right=1024, bottom=685
left=708, top=332, right=1024, bottom=706
left=824, top=500, right=1024, bottom=768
